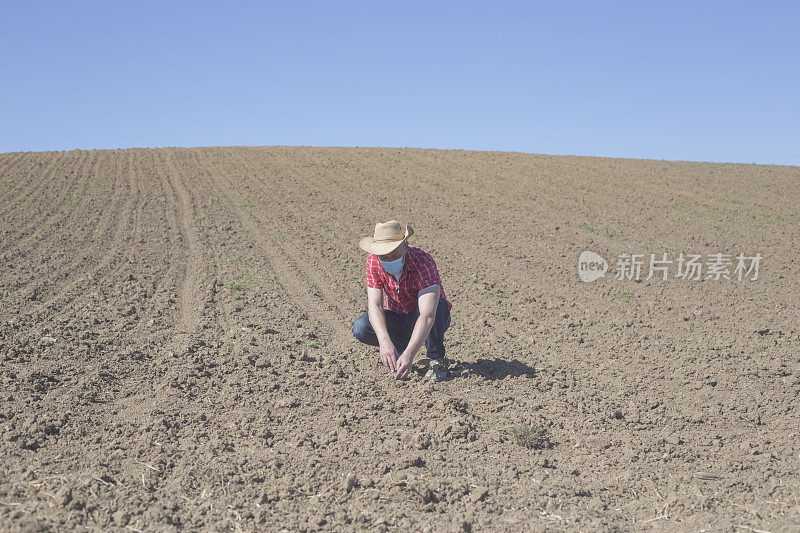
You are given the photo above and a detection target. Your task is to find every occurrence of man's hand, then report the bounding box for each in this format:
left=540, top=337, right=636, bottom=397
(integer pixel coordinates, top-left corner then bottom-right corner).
left=395, top=352, right=414, bottom=380
left=379, top=341, right=399, bottom=372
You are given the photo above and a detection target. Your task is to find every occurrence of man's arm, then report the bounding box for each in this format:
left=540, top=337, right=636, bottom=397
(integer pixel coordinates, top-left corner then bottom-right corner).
left=367, top=286, right=399, bottom=371
left=395, top=285, right=440, bottom=380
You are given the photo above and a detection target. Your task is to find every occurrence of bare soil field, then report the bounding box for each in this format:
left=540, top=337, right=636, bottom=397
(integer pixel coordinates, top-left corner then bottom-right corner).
left=1, top=146, right=799, bottom=532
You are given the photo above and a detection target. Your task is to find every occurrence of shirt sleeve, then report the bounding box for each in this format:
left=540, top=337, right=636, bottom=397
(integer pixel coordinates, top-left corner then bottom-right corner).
left=415, top=252, right=442, bottom=292
left=365, top=253, right=384, bottom=289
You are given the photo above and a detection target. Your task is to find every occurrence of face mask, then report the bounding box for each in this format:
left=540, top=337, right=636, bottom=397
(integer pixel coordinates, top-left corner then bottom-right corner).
left=380, top=256, right=404, bottom=279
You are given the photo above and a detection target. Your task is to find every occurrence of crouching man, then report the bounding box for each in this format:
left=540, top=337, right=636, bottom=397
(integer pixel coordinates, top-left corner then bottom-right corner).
left=352, top=220, right=452, bottom=381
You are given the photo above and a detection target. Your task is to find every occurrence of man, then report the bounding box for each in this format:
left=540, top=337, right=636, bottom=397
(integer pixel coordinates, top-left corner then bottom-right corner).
left=352, top=220, right=452, bottom=381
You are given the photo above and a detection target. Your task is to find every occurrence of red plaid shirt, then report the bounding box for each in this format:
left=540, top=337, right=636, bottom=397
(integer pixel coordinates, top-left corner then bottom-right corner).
left=365, top=245, right=451, bottom=314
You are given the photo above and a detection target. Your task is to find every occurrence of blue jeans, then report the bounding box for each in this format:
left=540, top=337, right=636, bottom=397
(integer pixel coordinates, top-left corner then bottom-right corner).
left=352, top=298, right=451, bottom=360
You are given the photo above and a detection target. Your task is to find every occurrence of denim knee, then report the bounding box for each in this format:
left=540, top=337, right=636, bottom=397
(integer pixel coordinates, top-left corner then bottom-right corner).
left=352, top=313, right=373, bottom=343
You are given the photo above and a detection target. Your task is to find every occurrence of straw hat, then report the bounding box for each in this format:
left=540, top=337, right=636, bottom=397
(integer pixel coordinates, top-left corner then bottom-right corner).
left=359, top=220, right=414, bottom=255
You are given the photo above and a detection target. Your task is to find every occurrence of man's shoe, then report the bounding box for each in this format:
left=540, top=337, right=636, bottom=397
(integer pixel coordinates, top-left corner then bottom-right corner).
left=416, top=355, right=448, bottom=369
left=423, top=359, right=447, bottom=382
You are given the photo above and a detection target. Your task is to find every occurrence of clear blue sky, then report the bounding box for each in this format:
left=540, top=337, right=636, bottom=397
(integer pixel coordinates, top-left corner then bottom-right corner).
left=2, top=1, right=798, bottom=165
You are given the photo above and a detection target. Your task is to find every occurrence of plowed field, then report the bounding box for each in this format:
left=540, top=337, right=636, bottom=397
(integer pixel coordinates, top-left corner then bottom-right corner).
left=1, top=147, right=799, bottom=531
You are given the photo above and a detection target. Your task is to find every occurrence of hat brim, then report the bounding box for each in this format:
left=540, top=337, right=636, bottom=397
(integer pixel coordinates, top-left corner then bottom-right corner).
left=359, top=236, right=407, bottom=255
left=359, top=225, right=413, bottom=255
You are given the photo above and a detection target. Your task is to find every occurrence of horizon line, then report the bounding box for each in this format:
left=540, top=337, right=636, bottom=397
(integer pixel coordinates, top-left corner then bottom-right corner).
left=1, top=144, right=797, bottom=168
